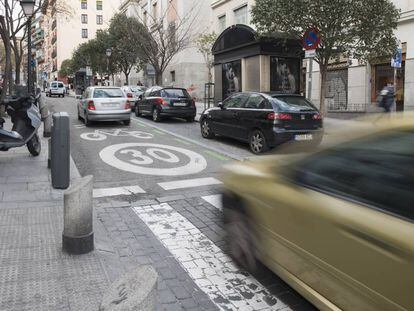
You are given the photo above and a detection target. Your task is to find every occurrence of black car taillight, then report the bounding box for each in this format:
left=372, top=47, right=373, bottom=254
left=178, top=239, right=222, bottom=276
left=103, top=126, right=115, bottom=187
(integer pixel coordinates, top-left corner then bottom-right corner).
left=156, top=98, right=169, bottom=106
left=312, top=113, right=322, bottom=120
left=267, top=112, right=293, bottom=120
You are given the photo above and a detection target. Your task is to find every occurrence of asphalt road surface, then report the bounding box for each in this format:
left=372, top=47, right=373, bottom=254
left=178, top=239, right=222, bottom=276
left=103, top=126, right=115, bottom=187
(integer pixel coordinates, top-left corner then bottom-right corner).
left=47, top=95, right=316, bottom=311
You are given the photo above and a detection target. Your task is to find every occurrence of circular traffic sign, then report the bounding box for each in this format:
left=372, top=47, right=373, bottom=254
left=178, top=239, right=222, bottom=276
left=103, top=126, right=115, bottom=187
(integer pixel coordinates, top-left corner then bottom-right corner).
left=99, top=143, right=207, bottom=176
left=303, top=27, right=320, bottom=50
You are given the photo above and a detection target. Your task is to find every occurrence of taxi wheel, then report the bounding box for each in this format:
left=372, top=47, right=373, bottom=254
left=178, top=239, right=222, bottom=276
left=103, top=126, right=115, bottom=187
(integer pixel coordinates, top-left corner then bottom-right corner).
left=224, top=206, right=258, bottom=272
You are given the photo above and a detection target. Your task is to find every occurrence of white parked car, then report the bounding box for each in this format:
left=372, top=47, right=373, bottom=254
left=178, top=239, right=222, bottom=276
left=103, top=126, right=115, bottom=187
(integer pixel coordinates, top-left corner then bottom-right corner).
left=77, top=86, right=131, bottom=126
left=121, top=85, right=147, bottom=111
left=46, top=81, right=66, bottom=97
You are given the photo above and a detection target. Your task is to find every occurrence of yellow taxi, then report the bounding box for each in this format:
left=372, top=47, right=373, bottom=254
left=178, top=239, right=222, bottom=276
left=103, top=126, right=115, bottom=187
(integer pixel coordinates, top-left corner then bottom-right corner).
left=221, top=114, right=414, bottom=311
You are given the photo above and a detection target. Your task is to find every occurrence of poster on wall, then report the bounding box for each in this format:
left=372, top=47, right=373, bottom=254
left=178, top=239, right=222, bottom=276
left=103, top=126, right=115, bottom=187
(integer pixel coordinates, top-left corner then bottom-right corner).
left=222, top=60, right=242, bottom=100
left=270, top=57, right=300, bottom=94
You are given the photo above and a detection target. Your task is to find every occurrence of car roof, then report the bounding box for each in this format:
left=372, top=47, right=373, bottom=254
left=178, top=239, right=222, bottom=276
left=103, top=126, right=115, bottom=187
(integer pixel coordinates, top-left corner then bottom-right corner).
left=90, top=86, right=121, bottom=89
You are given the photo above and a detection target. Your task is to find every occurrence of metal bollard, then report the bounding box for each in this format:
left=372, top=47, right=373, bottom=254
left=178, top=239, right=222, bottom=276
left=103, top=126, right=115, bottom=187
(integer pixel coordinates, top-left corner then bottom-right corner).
left=51, top=112, right=70, bottom=189
left=63, top=175, right=94, bottom=255
left=47, top=138, right=51, bottom=169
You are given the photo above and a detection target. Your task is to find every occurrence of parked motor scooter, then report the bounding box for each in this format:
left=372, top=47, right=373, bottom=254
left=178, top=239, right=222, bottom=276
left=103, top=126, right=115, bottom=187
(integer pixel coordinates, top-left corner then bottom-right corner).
left=0, top=87, right=42, bottom=156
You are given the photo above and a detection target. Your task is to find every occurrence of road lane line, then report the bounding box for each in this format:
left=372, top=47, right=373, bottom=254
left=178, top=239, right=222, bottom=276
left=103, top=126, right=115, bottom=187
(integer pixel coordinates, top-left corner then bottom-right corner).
left=203, top=150, right=230, bottom=161
left=132, top=203, right=287, bottom=311
left=201, top=194, right=222, bottom=211
left=131, top=117, right=243, bottom=161
left=93, top=185, right=146, bottom=198
left=158, top=177, right=222, bottom=190
left=174, top=138, right=191, bottom=145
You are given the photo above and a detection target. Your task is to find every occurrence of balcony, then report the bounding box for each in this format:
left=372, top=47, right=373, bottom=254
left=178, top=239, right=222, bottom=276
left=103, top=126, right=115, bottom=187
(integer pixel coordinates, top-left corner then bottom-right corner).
left=51, top=35, right=57, bottom=45
left=52, top=49, right=57, bottom=59
left=52, top=20, right=57, bottom=30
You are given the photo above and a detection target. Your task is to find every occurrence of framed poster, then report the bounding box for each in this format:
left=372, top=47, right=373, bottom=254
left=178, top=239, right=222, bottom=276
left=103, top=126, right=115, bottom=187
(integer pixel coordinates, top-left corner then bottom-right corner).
left=270, top=57, right=300, bottom=94
left=222, top=60, right=242, bottom=100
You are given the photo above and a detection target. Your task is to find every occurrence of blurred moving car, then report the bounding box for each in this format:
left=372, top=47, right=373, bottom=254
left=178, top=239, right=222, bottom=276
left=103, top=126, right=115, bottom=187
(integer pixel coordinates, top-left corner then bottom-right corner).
left=77, top=86, right=131, bottom=126
left=121, top=85, right=147, bottom=111
left=135, top=86, right=196, bottom=122
left=46, top=81, right=66, bottom=98
left=221, top=115, right=414, bottom=310
left=200, top=92, right=323, bottom=154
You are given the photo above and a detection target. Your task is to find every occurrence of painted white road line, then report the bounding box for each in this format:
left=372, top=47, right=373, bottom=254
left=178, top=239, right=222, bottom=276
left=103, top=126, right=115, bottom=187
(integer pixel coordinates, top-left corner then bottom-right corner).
left=93, top=185, right=146, bottom=198
left=132, top=203, right=288, bottom=311
left=202, top=195, right=222, bottom=211
left=158, top=177, right=222, bottom=191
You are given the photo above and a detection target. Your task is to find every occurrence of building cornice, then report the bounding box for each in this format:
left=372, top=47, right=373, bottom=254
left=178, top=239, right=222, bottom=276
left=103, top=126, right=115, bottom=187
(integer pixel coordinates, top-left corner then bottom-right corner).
left=399, top=9, right=414, bottom=23
left=211, top=0, right=232, bottom=9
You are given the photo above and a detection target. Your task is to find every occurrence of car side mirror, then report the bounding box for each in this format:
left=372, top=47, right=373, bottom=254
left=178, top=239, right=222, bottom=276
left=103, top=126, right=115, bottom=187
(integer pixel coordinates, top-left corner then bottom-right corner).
left=139, top=95, right=143, bottom=100
left=218, top=102, right=224, bottom=109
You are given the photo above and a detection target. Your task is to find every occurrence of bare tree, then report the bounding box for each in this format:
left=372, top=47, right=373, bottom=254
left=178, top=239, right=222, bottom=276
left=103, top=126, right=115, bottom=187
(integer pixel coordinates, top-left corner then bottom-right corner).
left=196, top=32, right=217, bottom=83
left=129, top=1, right=202, bottom=85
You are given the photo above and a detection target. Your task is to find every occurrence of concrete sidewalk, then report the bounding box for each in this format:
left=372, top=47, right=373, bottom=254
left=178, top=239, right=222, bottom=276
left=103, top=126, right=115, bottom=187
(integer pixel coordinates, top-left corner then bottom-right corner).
left=0, top=118, right=111, bottom=310
left=0, top=117, right=219, bottom=311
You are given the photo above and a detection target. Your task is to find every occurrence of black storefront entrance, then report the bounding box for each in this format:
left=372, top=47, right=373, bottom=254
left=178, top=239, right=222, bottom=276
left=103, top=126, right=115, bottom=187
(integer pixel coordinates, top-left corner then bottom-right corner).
left=212, top=25, right=303, bottom=103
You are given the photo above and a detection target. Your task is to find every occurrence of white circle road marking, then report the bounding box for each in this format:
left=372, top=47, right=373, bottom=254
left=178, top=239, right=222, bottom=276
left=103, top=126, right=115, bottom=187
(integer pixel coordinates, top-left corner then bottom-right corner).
left=99, top=143, right=207, bottom=176
left=80, top=132, right=107, bottom=141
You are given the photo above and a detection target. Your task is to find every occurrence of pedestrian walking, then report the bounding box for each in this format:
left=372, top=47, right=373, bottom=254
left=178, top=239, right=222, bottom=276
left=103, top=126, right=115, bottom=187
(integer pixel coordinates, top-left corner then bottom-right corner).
left=377, top=82, right=395, bottom=113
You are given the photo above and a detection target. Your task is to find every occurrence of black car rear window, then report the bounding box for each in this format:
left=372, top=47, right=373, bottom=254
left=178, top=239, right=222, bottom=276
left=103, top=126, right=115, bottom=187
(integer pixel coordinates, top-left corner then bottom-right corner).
left=161, top=89, right=190, bottom=98
left=272, top=96, right=316, bottom=111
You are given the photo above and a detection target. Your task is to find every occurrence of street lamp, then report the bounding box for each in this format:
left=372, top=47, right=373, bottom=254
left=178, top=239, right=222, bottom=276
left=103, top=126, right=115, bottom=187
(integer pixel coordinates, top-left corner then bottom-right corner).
left=106, top=48, right=112, bottom=86
left=20, top=0, right=36, bottom=94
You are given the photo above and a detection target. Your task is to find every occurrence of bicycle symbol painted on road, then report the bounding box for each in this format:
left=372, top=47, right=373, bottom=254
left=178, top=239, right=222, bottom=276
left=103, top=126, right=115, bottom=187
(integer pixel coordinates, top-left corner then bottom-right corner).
left=99, top=143, right=207, bottom=176
left=80, top=129, right=154, bottom=141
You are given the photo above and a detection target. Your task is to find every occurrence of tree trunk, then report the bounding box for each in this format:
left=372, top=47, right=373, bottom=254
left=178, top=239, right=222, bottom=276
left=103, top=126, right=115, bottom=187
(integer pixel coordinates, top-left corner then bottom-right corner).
left=319, top=65, right=328, bottom=116
left=124, top=72, right=129, bottom=85
left=207, top=65, right=212, bottom=84
left=155, top=71, right=162, bottom=85
left=14, top=53, right=22, bottom=85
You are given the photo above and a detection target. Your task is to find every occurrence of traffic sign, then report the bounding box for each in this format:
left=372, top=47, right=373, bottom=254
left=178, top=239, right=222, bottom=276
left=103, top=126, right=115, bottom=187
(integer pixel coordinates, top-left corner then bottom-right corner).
left=303, top=27, right=320, bottom=50
left=305, top=49, right=317, bottom=58
left=391, top=47, right=402, bottom=68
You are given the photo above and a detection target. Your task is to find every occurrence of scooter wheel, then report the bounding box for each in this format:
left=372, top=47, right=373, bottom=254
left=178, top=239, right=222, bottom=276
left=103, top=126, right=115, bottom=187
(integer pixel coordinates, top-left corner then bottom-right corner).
left=27, top=133, right=41, bottom=156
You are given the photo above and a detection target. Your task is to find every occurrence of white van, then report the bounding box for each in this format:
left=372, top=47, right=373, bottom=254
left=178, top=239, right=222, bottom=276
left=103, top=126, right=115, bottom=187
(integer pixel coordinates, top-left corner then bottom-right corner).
left=46, top=81, right=65, bottom=97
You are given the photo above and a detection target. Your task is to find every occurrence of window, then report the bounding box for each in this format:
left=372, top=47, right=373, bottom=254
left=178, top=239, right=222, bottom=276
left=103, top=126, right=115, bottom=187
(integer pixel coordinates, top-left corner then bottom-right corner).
left=81, top=0, right=87, bottom=9
left=218, top=15, right=226, bottom=32
left=223, top=93, right=249, bottom=108
left=293, top=130, right=414, bottom=221
left=234, top=5, right=248, bottom=25
left=81, top=14, right=88, bottom=24
left=81, top=29, right=88, bottom=38
left=93, top=88, right=124, bottom=98
left=96, top=0, right=103, bottom=10
left=170, top=71, right=176, bottom=82
left=272, top=96, right=316, bottom=111
left=96, top=15, right=103, bottom=25
left=161, top=88, right=190, bottom=99
left=244, top=94, right=270, bottom=109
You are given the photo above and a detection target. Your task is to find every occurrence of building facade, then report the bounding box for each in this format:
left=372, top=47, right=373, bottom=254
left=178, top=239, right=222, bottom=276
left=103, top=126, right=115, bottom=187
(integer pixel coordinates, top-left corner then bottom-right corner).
left=119, top=0, right=212, bottom=99
left=211, top=0, right=414, bottom=114
left=39, top=0, right=121, bottom=81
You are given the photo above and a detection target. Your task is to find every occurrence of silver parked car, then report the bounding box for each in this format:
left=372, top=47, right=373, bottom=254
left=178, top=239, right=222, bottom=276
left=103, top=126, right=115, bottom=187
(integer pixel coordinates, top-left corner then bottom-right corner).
left=121, top=85, right=147, bottom=111
left=77, top=87, right=131, bottom=126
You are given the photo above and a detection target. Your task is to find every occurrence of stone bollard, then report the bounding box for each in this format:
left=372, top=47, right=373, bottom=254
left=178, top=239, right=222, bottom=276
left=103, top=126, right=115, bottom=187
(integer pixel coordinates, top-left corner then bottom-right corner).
left=43, top=114, right=52, bottom=138
left=100, top=266, right=158, bottom=311
left=62, top=175, right=94, bottom=255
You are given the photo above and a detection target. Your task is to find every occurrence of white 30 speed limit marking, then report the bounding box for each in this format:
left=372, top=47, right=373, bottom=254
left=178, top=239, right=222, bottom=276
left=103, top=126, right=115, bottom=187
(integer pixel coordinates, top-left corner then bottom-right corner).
left=99, top=143, right=207, bottom=176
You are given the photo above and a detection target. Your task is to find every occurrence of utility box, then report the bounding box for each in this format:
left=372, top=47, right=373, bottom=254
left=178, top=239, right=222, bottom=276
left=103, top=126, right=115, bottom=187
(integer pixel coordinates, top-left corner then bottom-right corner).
left=51, top=112, right=70, bottom=189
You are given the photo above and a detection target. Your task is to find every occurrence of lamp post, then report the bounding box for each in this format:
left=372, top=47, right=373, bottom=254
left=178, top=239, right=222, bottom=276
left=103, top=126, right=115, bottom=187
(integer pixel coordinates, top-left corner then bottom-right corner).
left=106, top=48, right=112, bottom=86
left=20, top=0, right=35, bottom=94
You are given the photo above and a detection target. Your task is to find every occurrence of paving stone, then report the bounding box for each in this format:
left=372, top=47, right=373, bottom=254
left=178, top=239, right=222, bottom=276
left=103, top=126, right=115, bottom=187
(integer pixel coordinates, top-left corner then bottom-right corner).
left=158, top=289, right=177, bottom=304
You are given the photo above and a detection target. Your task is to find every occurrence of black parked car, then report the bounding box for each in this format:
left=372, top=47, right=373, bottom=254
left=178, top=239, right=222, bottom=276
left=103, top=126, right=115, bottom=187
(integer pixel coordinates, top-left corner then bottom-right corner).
left=199, top=92, right=324, bottom=154
left=135, top=86, right=196, bottom=122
